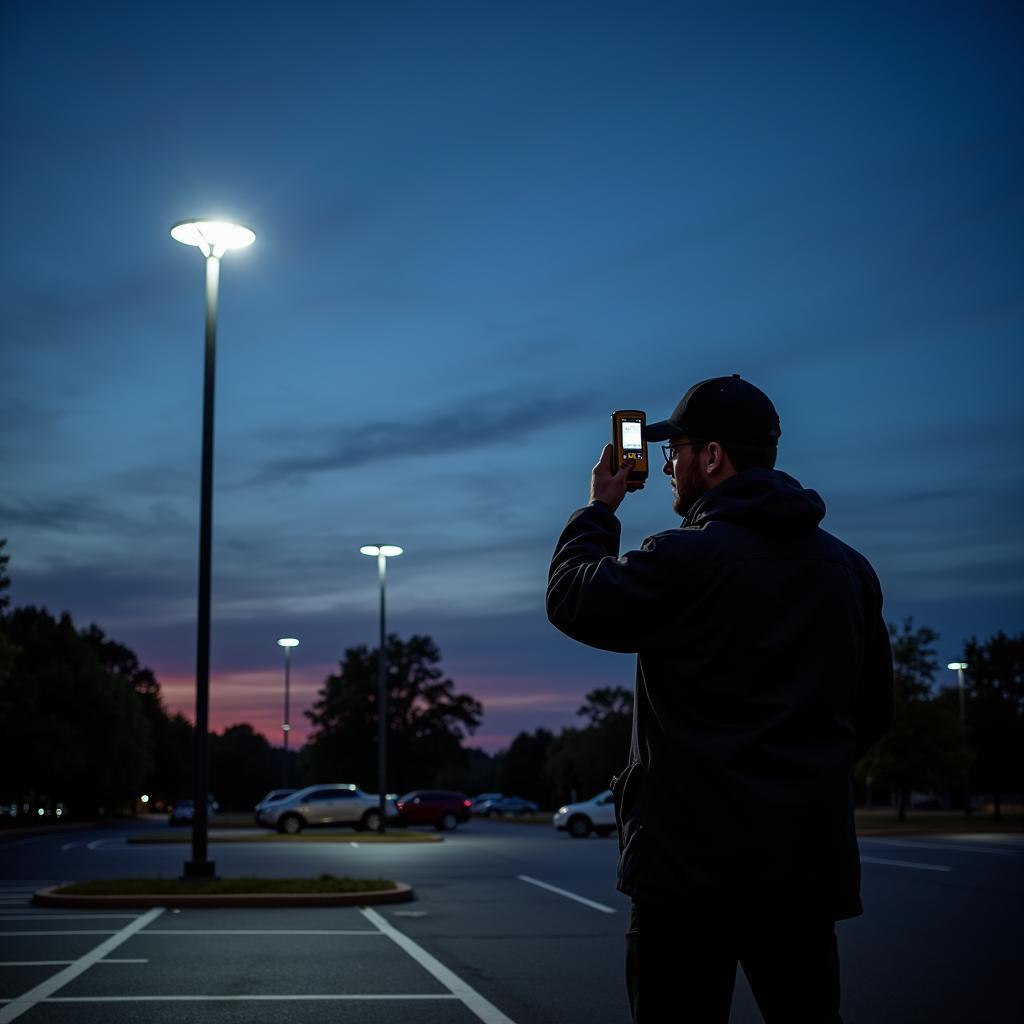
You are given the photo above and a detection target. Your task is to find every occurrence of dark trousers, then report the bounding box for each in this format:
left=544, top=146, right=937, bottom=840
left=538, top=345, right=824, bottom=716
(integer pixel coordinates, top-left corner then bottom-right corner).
left=626, top=900, right=842, bottom=1023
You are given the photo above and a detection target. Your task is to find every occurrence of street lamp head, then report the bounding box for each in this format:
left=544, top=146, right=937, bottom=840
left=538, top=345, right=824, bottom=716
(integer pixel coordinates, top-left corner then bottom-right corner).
left=277, top=638, right=300, bottom=648
left=947, top=662, right=968, bottom=671
left=171, top=219, right=256, bottom=258
left=361, top=545, right=403, bottom=558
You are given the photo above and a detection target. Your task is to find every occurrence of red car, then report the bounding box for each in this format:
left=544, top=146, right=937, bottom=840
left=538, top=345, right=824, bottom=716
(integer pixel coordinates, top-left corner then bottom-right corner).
left=395, top=790, right=472, bottom=831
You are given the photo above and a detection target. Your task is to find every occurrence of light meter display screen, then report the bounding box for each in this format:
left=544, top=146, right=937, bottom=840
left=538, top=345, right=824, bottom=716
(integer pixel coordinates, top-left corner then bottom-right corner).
left=621, top=421, right=643, bottom=450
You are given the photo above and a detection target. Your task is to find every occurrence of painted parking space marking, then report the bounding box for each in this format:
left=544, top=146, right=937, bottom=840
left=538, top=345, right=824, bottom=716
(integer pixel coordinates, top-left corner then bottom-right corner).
left=0, top=962, right=74, bottom=967
left=3, top=994, right=461, bottom=1003
left=0, top=906, right=162, bottom=1023
left=0, top=931, right=122, bottom=937
left=861, top=856, right=952, bottom=872
left=0, top=915, right=138, bottom=922
left=362, top=907, right=518, bottom=1024
left=517, top=874, right=617, bottom=913
left=863, top=838, right=1018, bottom=857
left=0, top=959, right=148, bottom=967
left=142, top=929, right=384, bottom=935
left=0, top=903, right=519, bottom=1020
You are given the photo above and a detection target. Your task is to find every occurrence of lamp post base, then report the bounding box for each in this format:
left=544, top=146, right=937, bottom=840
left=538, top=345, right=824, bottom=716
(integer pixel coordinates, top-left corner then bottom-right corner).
left=181, top=860, right=218, bottom=880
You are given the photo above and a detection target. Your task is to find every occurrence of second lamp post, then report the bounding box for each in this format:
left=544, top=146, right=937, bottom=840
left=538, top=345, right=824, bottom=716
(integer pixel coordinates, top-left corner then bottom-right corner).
left=277, top=637, right=299, bottom=788
left=360, top=544, right=403, bottom=832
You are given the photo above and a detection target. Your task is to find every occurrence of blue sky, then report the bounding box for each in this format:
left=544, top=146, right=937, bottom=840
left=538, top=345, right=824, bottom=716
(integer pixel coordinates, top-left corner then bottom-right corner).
left=2, top=1, right=1021, bottom=752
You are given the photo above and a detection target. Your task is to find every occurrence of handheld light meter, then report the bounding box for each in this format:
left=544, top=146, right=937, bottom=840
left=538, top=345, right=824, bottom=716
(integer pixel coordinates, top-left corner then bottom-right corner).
left=611, top=410, right=648, bottom=484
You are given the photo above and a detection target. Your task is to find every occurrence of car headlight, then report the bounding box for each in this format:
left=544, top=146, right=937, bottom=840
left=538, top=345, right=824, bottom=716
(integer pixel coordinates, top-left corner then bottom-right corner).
left=557, top=806, right=568, bottom=814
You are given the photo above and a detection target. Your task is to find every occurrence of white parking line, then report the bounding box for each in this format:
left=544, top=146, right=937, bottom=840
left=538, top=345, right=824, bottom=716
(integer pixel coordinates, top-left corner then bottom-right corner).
left=0, top=995, right=460, bottom=1002
left=0, top=931, right=121, bottom=937
left=517, top=875, right=617, bottom=913
left=0, top=962, right=73, bottom=967
left=0, top=906, right=163, bottom=1023
left=361, top=907, right=518, bottom=1024
left=864, top=838, right=1017, bottom=857
left=142, top=929, right=384, bottom=935
left=0, top=959, right=148, bottom=967
left=60, top=843, right=82, bottom=851
left=861, top=856, right=952, bottom=872
left=0, top=915, right=138, bottom=921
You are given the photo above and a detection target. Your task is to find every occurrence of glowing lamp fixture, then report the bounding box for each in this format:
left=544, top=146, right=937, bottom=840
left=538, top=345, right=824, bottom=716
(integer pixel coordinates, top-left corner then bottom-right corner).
left=947, top=662, right=967, bottom=671
left=277, top=638, right=300, bottom=648
left=361, top=545, right=403, bottom=557
left=170, top=219, right=256, bottom=258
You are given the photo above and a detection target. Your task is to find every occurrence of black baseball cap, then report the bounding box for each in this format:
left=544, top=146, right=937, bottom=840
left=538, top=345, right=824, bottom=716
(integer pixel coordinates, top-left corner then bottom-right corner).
left=644, top=374, right=781, bottom=445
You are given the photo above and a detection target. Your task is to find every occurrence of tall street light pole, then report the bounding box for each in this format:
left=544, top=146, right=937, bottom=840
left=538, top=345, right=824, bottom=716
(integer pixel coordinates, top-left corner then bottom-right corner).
left=360, top=544, right=403, bottom=833
left=947, top=661, right=970, bottom=815
left=171, top=219, right=255, bottom=880
left=277, top=638, right=299, bottom=788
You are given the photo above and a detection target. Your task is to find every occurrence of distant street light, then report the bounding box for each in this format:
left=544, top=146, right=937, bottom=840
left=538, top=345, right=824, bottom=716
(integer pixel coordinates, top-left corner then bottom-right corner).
left=360, top=544, right=403, bottom=832
left=277, top=638, right=300, bottom=787
left=947, top=662, right=970, bottom=815
left=171, top=218, right=255, bottom=880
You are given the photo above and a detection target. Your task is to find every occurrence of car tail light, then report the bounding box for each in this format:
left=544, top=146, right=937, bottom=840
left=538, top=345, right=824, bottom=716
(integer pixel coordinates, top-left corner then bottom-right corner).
left=463, top=800, right=471, bottom=807
left=396, top=802, right=405, bottom=810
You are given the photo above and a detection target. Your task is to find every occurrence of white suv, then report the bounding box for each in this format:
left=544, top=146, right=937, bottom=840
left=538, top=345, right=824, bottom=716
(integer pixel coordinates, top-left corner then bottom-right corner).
left=256, top=784, right=396, bottom=834
left=553, top=789, right=617, bottom=838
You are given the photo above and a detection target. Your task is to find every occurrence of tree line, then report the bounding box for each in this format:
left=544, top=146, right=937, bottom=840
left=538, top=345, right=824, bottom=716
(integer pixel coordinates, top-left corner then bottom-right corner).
left=1, top=538, right=1020, bottom=821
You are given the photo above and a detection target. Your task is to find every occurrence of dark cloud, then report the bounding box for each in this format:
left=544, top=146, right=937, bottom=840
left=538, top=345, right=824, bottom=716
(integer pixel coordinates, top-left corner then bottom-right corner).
left=0, top=496, right=138, bottom=533
left=0, top=494, right=189, bottom=536
left=10, top=559, right=191, bottom=628
left=247, top=390, right=597, bottom=484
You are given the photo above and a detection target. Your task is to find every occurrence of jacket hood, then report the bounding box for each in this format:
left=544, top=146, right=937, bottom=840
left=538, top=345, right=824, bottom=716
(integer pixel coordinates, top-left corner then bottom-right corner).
left=684, top=468, right=825, bottom=537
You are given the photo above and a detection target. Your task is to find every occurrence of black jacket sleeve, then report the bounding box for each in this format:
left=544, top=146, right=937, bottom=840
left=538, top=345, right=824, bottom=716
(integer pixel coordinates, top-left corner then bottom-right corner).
left=851, top=571, right=895, bottom=760
left=546, top=502, right=689, bottom=653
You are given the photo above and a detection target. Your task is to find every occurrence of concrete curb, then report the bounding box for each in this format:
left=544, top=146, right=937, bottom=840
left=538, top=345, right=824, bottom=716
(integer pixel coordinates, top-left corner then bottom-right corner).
left=32, top=882, right=415, bottom=909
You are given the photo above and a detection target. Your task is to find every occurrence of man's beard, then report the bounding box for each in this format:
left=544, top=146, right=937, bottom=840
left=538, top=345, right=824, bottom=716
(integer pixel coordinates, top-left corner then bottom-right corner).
left=672, top=458, right=710, bottom=518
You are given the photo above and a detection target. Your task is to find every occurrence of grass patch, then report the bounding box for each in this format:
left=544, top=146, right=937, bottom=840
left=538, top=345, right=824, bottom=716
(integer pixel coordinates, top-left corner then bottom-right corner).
left=855, top=808, right=1024, bottom=834
left=54, top=874, right=396, bottom=896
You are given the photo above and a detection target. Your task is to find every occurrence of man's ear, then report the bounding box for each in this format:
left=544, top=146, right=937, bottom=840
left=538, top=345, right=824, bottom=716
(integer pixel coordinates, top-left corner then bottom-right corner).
left=705, top=441, right=723, bottom=474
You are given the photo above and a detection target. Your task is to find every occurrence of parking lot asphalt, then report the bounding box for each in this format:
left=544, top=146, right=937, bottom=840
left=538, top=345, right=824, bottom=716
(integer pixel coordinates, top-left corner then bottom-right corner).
left=2, top=820, right=1023, bottom=1023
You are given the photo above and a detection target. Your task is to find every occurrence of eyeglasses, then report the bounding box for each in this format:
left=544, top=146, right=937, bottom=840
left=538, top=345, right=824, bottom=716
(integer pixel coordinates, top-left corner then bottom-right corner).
left=661, top=441, right=704, bottom=464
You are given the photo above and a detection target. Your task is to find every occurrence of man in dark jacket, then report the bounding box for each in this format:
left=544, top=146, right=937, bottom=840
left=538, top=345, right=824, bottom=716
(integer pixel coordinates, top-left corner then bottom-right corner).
left=547, top=375, right=893, bottom=1024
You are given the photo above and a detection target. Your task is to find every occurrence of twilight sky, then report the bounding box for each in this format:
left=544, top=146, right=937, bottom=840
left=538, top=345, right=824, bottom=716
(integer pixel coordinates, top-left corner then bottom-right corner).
left=2, top=1, right=1022, bottom=753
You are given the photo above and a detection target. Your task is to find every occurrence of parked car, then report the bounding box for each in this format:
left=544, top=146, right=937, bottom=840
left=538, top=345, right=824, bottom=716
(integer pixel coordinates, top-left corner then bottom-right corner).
left=553, top=789, right=616, bottom=838
left=395, top=790, right=471, bottom=831
left=475, top=795, right=539, bottom=817
left=167, top=796, right=219, bottom=825
left=253, top=789, right=296, bottom=823
left=469, top=792, right=504, bottom=814
left=255, top=784, right=398, bottom=834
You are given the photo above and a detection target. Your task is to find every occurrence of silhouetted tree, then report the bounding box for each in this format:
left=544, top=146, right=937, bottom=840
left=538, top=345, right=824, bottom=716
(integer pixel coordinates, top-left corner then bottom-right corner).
left=495, top=728, right=555, bottom=805
left=0, top=606, right=154, bottom=818
left=304, top=634, right=482, bottom=794
left=0, top=540, right=15, bottom=721
left=0, top=539, right=10, bottom=615
left=856, top=618, right=966, bottom=820
left=962, top=632, right=1024, bottom=817
left=577, top=686, right=633, bottom=728
left=210, top=723, right=278, bottom=811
